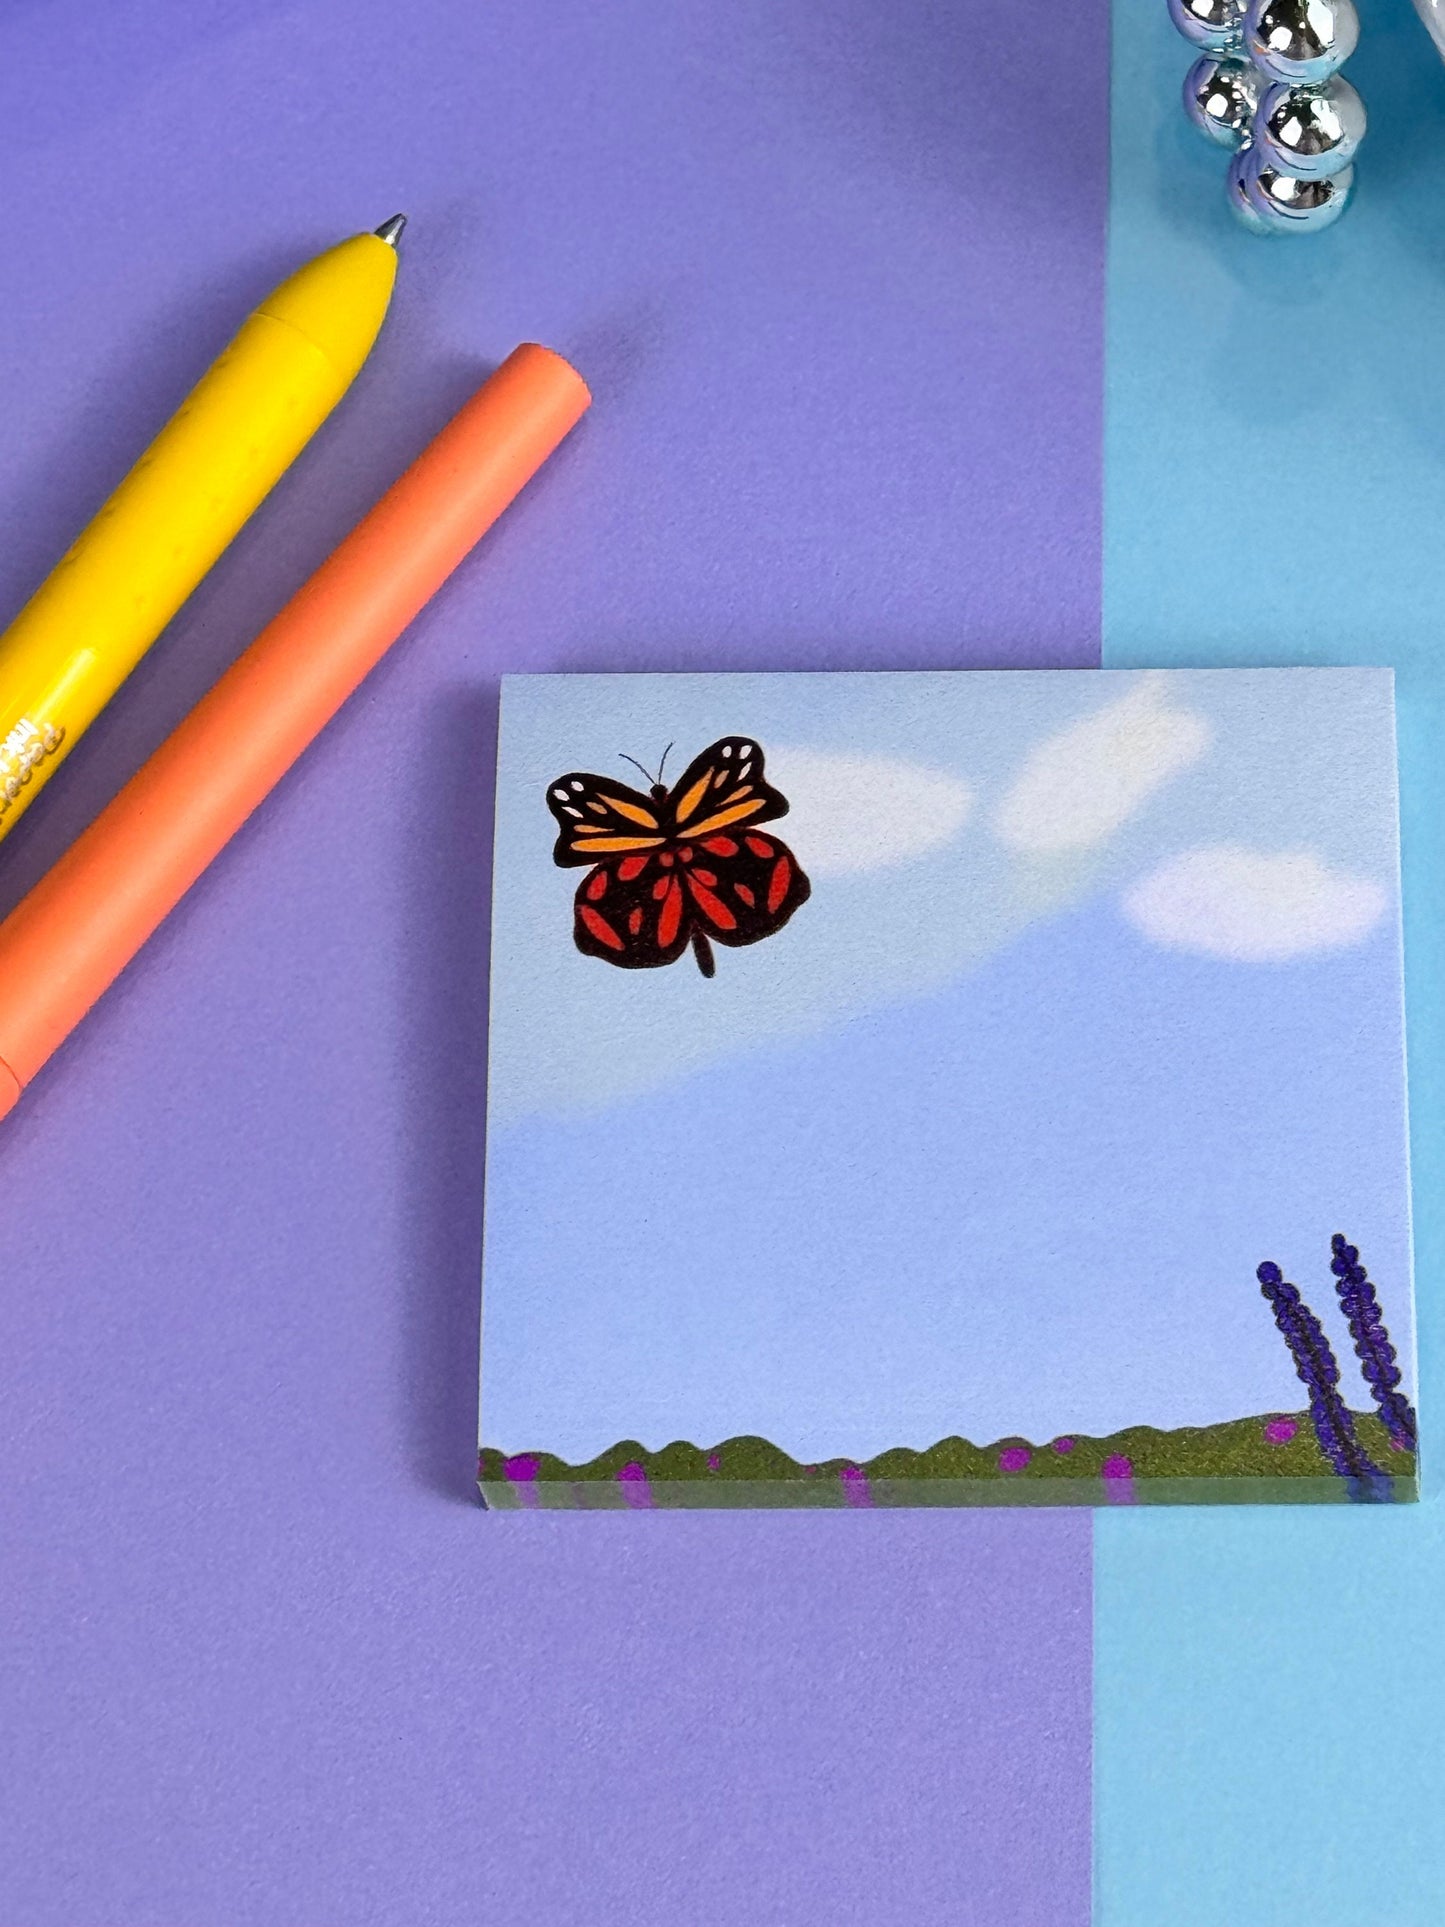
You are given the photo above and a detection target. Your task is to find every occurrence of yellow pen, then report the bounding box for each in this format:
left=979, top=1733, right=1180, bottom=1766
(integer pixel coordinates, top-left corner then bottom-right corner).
left=0, top=214, right=406, bottom=838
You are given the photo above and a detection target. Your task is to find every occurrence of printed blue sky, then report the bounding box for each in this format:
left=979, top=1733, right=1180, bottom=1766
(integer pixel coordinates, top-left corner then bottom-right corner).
left=481, top=669, right=1413, bottom=1459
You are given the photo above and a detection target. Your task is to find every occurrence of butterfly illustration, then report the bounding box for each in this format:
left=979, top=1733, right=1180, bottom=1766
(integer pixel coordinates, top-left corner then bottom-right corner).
left=546, top=736, right=811, bottom=977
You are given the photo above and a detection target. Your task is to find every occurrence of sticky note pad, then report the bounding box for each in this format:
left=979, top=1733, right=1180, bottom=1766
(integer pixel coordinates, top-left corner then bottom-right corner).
left=478, top=669, right=1418, bottom=1508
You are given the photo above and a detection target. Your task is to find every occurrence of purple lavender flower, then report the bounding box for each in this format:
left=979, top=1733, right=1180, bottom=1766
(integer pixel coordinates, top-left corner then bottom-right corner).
left=1257, top=1262, right=1386, bottom=1493
left=1330, top=1234, right=1417, bottom=1454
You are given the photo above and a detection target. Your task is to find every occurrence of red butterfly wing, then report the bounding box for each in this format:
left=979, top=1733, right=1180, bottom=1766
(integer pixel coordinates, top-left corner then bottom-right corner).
left=678, top=829, right=811, bottom=948
left=571, top=851, right=693, bottom=970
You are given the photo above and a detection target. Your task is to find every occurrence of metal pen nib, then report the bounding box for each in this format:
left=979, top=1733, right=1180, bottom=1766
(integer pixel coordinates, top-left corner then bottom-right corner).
left=374, top=214, right=407, bottom=248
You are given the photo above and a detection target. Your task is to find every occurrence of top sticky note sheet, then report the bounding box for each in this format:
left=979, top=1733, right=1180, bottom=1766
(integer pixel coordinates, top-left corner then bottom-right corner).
left=478, top=669, right=1417, bottom=1509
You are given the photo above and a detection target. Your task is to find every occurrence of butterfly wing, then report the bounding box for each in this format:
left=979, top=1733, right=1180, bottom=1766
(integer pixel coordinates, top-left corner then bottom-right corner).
left=547, top=772, right=666, bottom=868
left=571, top=851, right=694, bottom=969
left=660, top=736, right=791, bottom=842
left=551, top=738, right=811, bottom=972
left=678, top=829, right=811, bottom=949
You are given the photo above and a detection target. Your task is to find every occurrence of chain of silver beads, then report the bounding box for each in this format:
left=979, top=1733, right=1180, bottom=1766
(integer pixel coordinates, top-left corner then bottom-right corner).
left=1168, top=0, right=1365, bottom=234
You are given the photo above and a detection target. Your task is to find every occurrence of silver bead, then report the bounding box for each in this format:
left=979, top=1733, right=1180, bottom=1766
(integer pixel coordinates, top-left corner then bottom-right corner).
left=1184, top=54, right=1263, bottom=145
left=1229, top=141, right=1356, bottom=232
left=1245, top=0, right=1359, bottom=85
left=1418, top=0, right=1445, bottom=64
left=1225, top=148, right=1275, bottom=231
left=1168, top=0, right=1247, bottom=52
left=1254, top=75, right=1366, bottom=178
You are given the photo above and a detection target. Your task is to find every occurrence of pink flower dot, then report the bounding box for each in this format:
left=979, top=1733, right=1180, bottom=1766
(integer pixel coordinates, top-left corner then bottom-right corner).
left=706, top=1452, right=721, bottom=1470
left=1052, top=1437, right=1076, bottom=1455
left=1102, top=1454, right=1133, bottom=1480
left=1263, top=1418, right=1298, bottom=1445
left=998, top=1446, right=1031, bottom=1473
left=1389, top=1437, right=1409, bottom=1453
left=616, top=1461, right=655, bottom=1509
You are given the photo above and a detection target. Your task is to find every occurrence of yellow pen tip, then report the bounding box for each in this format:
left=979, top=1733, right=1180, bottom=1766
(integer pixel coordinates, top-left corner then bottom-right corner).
left=255, top=230, right=400, bottom=384
left=374, top=214, right=407, bottom=248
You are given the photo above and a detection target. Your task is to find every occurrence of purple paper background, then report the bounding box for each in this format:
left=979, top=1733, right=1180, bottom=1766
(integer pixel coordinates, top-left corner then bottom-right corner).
left=0, top=4, right=1104, bottom=1921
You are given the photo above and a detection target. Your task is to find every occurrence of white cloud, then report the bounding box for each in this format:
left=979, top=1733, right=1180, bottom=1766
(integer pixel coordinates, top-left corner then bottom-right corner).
left=993, top=674, right=1211, bottom=853
left=1122, top=846, right=1388, bottom=961
left=766, top=747, right=973, bottom=874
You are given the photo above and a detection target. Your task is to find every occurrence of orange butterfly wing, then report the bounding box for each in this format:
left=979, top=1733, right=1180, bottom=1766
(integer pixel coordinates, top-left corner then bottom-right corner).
left=662, top=736, right=790, bottom=842
left=546, top=772, right=666, bottom=866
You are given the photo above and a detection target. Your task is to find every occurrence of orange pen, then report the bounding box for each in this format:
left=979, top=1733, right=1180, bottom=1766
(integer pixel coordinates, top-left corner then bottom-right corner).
left=0, top=343, right=590, bottom=1120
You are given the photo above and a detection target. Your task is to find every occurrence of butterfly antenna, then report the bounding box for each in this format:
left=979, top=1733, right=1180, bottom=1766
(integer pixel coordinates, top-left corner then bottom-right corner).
left=618, top=753, right=655, bottom=785
left=656, top=742, right=675, bottom=785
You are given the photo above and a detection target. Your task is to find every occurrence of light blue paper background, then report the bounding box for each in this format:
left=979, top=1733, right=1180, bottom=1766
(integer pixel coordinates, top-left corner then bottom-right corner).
left=483, top=669, right=1412, bottom=1465
left=1098, top=2, right=1445, bottom=1919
